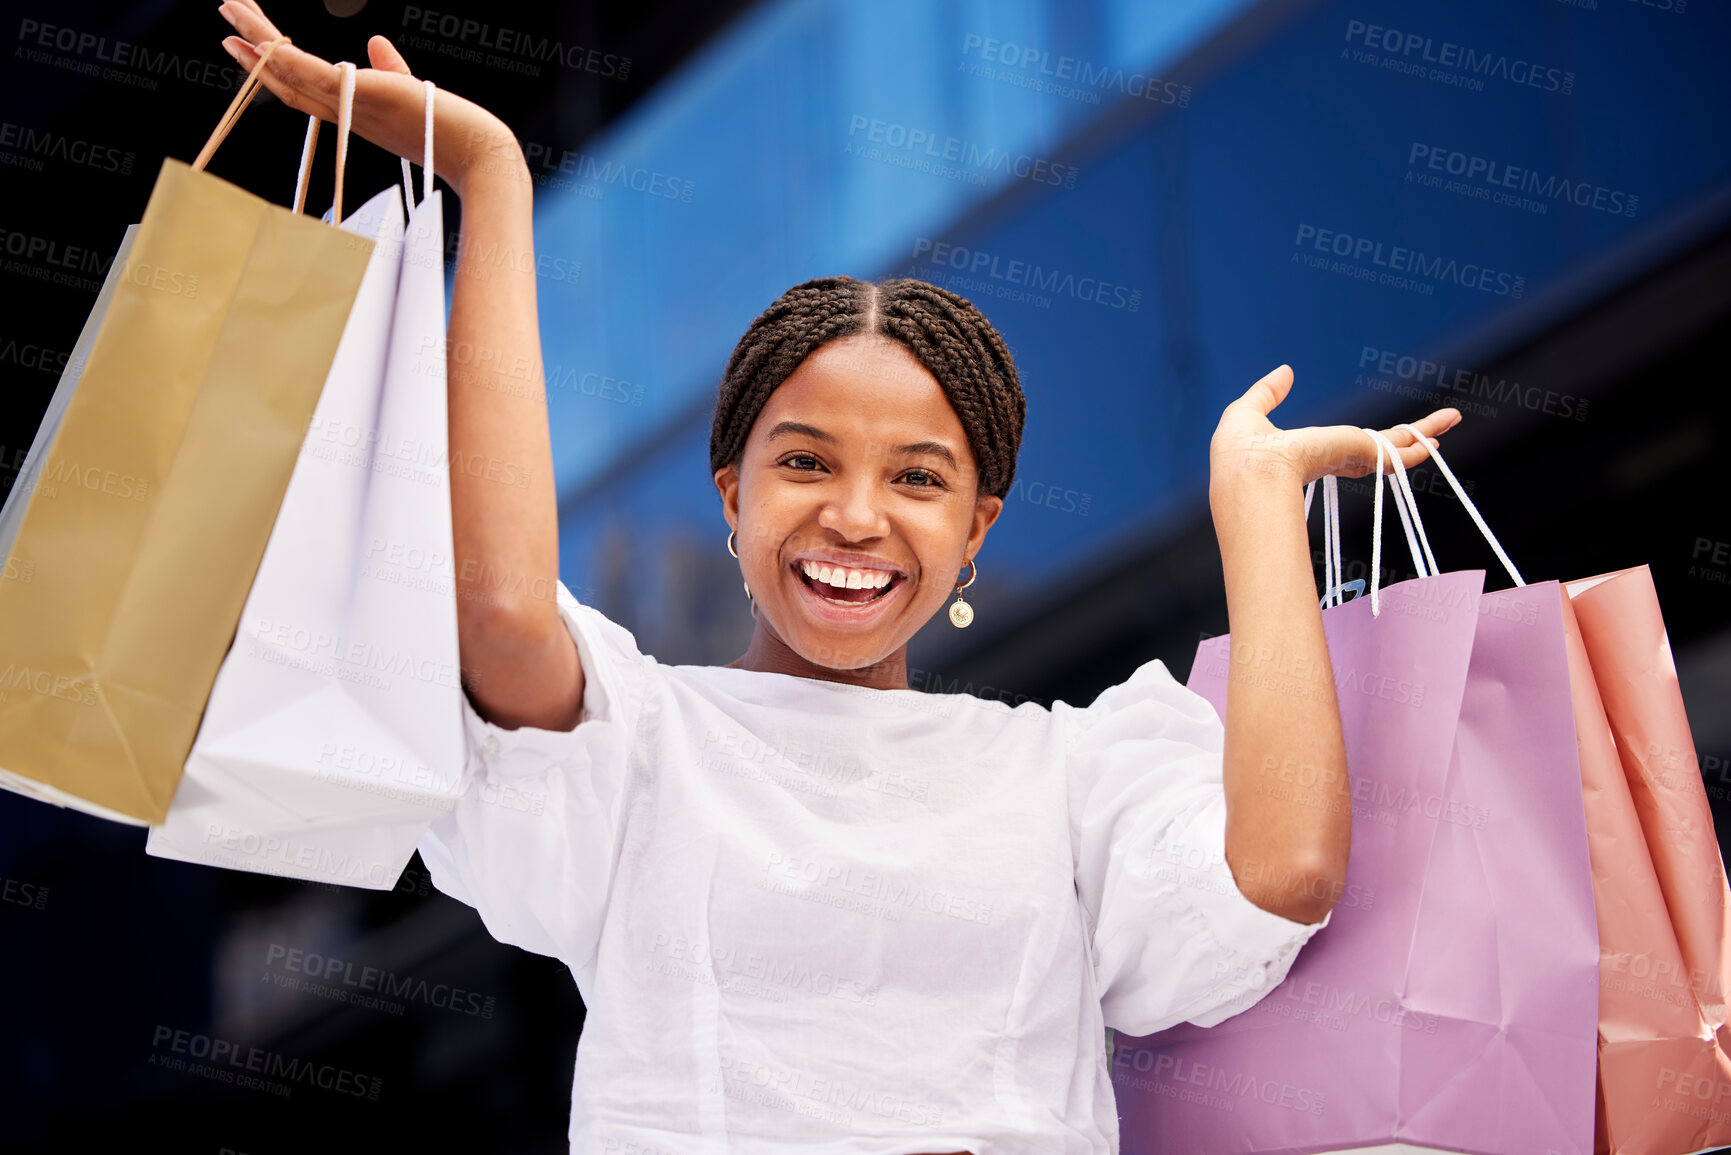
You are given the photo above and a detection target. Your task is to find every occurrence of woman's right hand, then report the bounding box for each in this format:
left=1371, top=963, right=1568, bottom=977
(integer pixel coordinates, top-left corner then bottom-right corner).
left=222, top=4, right=579, bottom=732
left=216, top=0, right=527, bottom=197
left=216, top=5, right=581, bottom=730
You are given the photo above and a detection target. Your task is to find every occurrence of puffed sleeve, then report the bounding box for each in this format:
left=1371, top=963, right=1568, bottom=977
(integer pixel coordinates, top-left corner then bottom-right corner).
left=417, top=581, right=652, bottom=970
left=1060, top=658, right=1330, bottom=1037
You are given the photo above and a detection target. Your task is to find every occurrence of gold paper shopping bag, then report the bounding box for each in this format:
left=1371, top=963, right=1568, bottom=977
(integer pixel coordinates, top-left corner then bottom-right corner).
left=0, top=38, right=374, bottom=823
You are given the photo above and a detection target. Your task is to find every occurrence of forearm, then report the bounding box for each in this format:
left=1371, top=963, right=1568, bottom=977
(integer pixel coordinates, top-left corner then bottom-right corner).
left=1209, top=467, right=1350, bottom=924
left=445, top=150, right=579, bottom=728
left=211, top=7, right=581, bottom=727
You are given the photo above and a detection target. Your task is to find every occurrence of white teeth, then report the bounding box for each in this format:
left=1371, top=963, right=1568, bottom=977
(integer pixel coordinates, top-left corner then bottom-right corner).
left=798, top=561, right=896, bottom=592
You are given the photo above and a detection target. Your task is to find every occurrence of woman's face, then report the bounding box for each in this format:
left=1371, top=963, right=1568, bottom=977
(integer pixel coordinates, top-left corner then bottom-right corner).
left=713, top=332, right=1004, bottom=672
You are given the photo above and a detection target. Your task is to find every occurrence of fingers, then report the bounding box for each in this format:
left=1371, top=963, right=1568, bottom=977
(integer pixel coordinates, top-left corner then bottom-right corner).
left=221, top=35, right=343, bottom=120
left=1366, top=408, right=1462, bottom=473
left=219, top=36, right=270, bottom=87
left=1389, top=408, right=1461, bottom=443
left=1236, top=364, right=1294, bottom=417
left=218, top=1, right=283, bottom=46
left=368, top=35, right=414, bottom=75
left=229, top=0, right=276, bottom=21
left=1348, top=427, right=1427, bottom=475
left=219, top=0, right=347, bottom=119
left=1387, top=436, right=1438, bottom=474
left=1316, top=424, right=1379, bottom=476
left=229, top=0, right=282, bottom=35
left=1313, top=419, right=1453, bottom=480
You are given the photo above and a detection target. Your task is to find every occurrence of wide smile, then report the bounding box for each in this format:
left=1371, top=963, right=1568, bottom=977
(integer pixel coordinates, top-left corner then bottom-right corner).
left=787, top=559, right=907, bottom=626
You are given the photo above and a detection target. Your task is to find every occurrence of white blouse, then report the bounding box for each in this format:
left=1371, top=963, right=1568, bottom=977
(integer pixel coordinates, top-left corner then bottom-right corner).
left=418, top=581, right=1329, bottom=1155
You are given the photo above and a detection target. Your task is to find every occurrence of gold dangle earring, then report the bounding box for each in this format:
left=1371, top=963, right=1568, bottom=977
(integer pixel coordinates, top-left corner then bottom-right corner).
left=949, top=557, right=977, bottom=628
left=728, top=529, right=750, bottom=600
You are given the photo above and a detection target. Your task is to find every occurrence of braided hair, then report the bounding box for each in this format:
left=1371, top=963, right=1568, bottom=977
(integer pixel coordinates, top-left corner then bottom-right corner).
left=709, top=276, right=1026, bottom=499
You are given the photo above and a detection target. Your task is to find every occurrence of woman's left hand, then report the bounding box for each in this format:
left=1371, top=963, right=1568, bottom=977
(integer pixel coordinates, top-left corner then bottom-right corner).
left=1209, top=364, right=1461, bottom=492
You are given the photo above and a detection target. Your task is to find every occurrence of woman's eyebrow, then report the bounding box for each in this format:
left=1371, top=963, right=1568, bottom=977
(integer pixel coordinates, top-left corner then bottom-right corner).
left=765, top=423, right=959, bottom=469
left=765, top=420, right=835, bottom=444
left=896, top=440, right=959, bottom=469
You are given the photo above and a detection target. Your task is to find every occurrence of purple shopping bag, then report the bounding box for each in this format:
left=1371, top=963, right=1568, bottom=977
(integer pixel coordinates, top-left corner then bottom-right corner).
left=1114, top=449, right=1598, bottom=1154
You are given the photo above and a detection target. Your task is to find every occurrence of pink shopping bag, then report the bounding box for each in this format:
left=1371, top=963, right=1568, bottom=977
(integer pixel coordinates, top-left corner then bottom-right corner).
left=1564, top=566, right=1731, bottom=1154
left=1116, top=438, right=1599, bottom=1155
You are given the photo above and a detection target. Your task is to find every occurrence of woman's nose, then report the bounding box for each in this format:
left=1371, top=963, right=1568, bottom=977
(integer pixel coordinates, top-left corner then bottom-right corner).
left=817, top=477, right=888, bottom=540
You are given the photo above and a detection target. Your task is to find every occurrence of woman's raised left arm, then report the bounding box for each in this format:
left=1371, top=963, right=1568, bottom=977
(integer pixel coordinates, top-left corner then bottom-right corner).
left=1207, top=365, right=1459, bottom=924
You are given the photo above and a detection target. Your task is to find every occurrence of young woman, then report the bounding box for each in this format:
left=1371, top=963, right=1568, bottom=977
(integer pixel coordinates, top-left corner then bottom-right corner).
left=216, top=5, right=1461, bottom=1152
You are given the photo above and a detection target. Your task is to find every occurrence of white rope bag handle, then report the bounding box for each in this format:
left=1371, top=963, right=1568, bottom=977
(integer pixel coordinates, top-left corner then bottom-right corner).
left=1307, top=475, right=1364, bottom=610
left=293, top=72, right=437, bottom=221
left=1304, top=431, right=1429, bottom=616
left=291, top=61, right=357, bottom=224
left=1307, top=423, right=1525, bottom=616
left=1360, top=427, right=1437, bottom=616
left=1317, top=475, right=1353, bottom=609
left=399, top=79, right=436, bottom=211
left=1396, top=422, right=1526, bottom=588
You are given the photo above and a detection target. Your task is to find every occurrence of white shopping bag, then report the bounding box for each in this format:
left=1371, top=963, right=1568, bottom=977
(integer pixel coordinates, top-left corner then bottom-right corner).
left=148, top=80, right=462, bottom=888
left=0, top=226, right=136, bottom=574
left=0, top=226, right=136, bottom=819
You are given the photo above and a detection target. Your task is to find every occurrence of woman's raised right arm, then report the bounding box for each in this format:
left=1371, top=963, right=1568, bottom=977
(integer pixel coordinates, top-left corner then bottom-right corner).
left=218, top=2, right=584, bottom=731
left=440, top=130, right=586, bottom=732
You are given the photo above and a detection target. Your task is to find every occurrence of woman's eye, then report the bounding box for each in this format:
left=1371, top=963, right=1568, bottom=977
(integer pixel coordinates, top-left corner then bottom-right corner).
left=775, top=457, right=941, bottom=487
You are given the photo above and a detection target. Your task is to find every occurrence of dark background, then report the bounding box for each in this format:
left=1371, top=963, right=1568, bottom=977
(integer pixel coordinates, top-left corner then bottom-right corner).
left=1, top=0, right=1728, bottom=1151
left=0, top=1, right=754, bottom=1150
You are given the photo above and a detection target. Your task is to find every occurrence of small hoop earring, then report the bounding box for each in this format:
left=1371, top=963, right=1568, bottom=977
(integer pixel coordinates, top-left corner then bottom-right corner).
left=949, top=557, right=977, bottom=628
left=727, top=529, right=750, bottom=600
